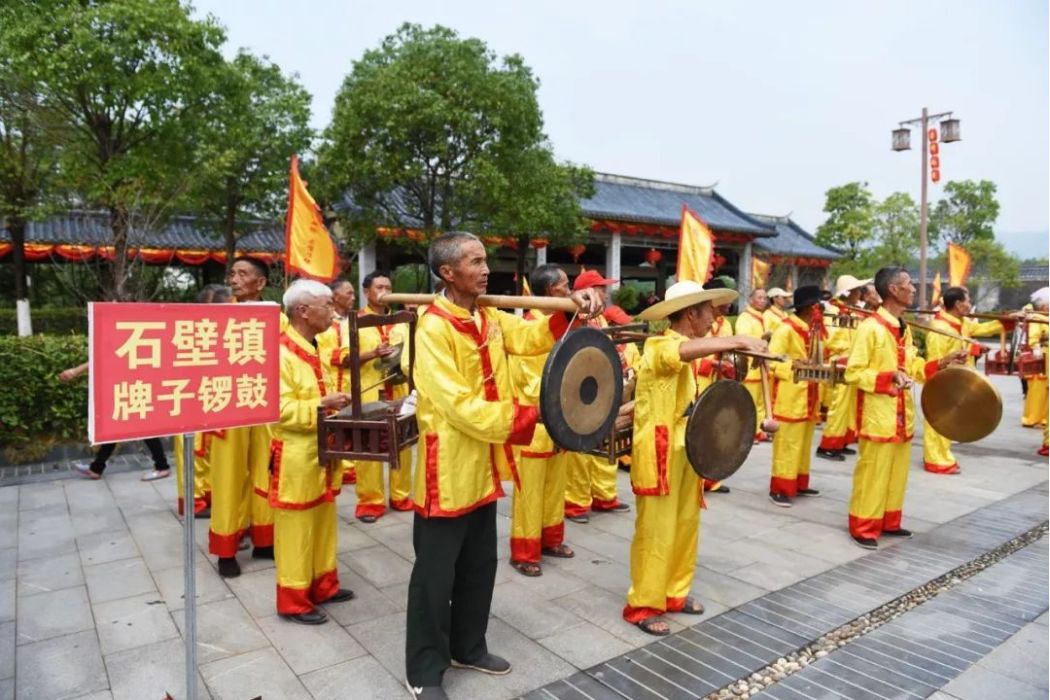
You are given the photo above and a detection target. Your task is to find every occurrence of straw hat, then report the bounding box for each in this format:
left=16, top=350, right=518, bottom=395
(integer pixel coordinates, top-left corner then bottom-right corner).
left=637, top=281, right=738, bottom=321
left=767, top=287, right=789, bottom=299
left=833, top=275, right=872, bottom=298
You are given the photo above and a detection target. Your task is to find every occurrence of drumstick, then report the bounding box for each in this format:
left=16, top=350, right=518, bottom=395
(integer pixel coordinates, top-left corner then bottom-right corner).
left=759, top=363, right=779, bottom=434
left=380, top=292, right=579, bottom=312
left=736, top=349, right=788, bottom=363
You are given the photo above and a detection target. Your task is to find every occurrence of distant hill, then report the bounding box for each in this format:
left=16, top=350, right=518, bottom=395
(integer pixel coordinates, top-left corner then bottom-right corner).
left=996, top=230, right=1049, bottom=259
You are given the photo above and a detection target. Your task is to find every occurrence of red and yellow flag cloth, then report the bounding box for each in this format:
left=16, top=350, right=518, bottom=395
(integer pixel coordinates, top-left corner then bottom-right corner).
left=931, top=271, right=943, bottom=307
left=947, top=243, right=972, bottom=288
left=285, top=154, right=339, bottom=282
left=752, top=256, right=771, bottom=289
left=677, top=205, right=715, bottom=284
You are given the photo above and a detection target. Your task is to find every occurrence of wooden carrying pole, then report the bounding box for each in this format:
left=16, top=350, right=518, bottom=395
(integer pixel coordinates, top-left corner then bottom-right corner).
left=381, top=293, right=579, bottom=313
left=844, top=305, right=985, bottom=347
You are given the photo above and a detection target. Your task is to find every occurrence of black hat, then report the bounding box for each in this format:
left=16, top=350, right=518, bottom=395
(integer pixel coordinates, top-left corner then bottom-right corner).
left=790, top=285, right=831, bottom=309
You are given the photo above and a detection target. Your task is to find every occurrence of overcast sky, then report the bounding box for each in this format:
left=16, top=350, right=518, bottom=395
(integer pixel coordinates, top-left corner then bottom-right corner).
left=192, top=0, right=1048, bottom=248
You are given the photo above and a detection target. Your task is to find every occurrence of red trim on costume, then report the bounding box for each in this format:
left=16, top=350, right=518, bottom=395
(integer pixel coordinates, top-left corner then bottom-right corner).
left=510, top=537, right=541, bottom=563
left=355, top=502, right=386, bottom=518
left=342, top=468, right=356, bottom=485
left=623, top=604, right=665, bottom=623
left=781, top=317, right=819, bottom=419
left=869, top=311, right=909, bottom=441
left=541, top=522, right=564, bottom=549
left=848, top=514, right=883, bottom=539
left=924, top=461, right=959, bottom=474
left=253, top=486, right=268, bottom=499
left=665, top=596, right=687, bottom=613
left=389, top=497, right=413, bottom=511
left=310, top=569, right=340, bottom=604
left=874, top=372, right=897, bottom=395
left=696, top=358, right=717, bottom=378
left=280, top=333, right=327, bottom=398
left=797, top=473, right=810, bottom=490
left=934, top=312, right=962, bottom=334
left=923, top=359, right=940, bottom=381
left=655, top=424, right=670, bottom=494
left=818, top=433, right=847, bottom=451
left=548, top=310, right=572, bottom=339
left=508, top=403, right=539, bottom=446
left=882, top=510, right=902, bottom=531
left=770, top=475, right=798, bottom=498
left=268, top=440, right=335, bottom=510
left=276, top=583, right=314, bottom=615
left=209, top=527, right=247, bottom=558
left=522, top=449, right=557, bottom=459
left=415, top=432, right=505, bottom=518
left=564, top=500, right=590, bottom=517
left=251, top=523, right=273, bottom=547
left=592, top=497, right=623, bottom=511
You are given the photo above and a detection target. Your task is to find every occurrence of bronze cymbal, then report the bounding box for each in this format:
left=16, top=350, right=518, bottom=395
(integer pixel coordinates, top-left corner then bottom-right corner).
left=921, top=365, right=1002, bottom=443
left=686, top=380, right=756, bottom=481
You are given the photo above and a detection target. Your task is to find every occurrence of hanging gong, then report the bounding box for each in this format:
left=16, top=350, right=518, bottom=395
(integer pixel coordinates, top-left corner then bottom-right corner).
left=726, top=352, right=750, bottom=381
left=541, top=327, right=623, bottom=452
left=685, top=380, right=756, bottom=481
left=921, top=365, right=1002, bottom=443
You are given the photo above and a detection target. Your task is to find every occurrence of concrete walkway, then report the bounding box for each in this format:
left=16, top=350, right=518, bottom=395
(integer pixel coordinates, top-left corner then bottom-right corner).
left=1, top=372, right=1046, bottom=699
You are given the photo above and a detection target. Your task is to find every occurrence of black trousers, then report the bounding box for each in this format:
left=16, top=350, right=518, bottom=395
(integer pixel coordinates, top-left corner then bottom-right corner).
left=405, top=501, right=497, bottom=687
left=90, top=438, right=169, bottom=475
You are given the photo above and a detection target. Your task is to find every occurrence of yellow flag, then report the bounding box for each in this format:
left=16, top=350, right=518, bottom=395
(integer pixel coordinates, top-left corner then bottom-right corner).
left=285, top=155, right=339, bottom=282
left=677, top=205, right=715, bottom=284
left=931, top=271, right=943, bottom=307
left=947, top=242, right=972, bottom=287
left=751, top=256, right=771, bottom=289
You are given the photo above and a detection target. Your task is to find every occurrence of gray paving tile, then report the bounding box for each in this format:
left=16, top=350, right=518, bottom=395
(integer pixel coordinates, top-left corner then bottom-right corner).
left=705, top=612, right=807, bottom=659
left=70, top=506, right=127, bottom=537
left=0, top=549, right=14, bottom=582
left=537, top=672, right=629, bottom=699
left=257, top=612, right=367, bottom=675
left=17, top=512, right=75, bottom=562
left=677, top=624, right=773, bottom=670
left=941, top=663, right=1047, bottom=700
left=84, top=557, right=157, bottom=604
left=848, top=636, right=960, bottom=683
left=300, top=654, right=406, bottom=699
left=537, top=620, right=634, bottom=669
left=345, top=611, right=405, bottom=681
left=200, top=647, right=311, bottom=700
left=814, top=654, right=930, bottom=698
left=16, top=629, right=108, bottom=700
left=222, top=567, right=276, bottom=619
left=93, top=592, right=178, bottom=655
left=16, top=551, right=83, bottom=596
left=0, top=676, right=8, bottom=700
left=0, top=622, right=12, bottom=680
left=586, top=662, right=667, bottom=700
left=491, top=580, right=584, bottom=639
left=601, top=651, right=714, bottom=699
left=104, top=637, right=210, bottom=700
left=17, top=586, right=94, bottom=645
left=76, top=529, right=139, bottom=567
left=775, top=668, right=870, bottom=699
left=342, top=544, right=414, bottom=588
left=172, top=597, right=269, bottom=664
left=18, top=483, right=67, bottom=511
left=0, top=579, right=11, bottom=624
left=69, top=692, right=113, bottom=700
left=153, top=562, right=233, bottom=612
left=974, top=623, right=1049, bottom=689
left=658, top=632, right=759, bottom=682
left=554, top=585, right=684, bottom=647
left=321, top=566, right=402, bottom=626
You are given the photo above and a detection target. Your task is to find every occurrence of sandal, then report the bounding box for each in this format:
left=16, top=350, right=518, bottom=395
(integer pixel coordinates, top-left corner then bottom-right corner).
left=679, top=597, right=705, bottom=615
left=636, top=616, right=670, bottom=636
left=141, top=469, right=170, bottom=482
left=542, top=544, right=575, bottom=559
left=511, top=561, right=542, bottom=577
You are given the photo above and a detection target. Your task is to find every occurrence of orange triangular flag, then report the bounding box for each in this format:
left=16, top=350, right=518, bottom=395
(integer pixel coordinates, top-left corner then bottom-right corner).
left=677, top=205, right=715, bottom=284
left=751, top=256, right=771, bottom=289
left=931, top=271, right=943, bottom=307
left=947, top=243, right=971, bottom=287
left=285, top=155, right=339, bottom=282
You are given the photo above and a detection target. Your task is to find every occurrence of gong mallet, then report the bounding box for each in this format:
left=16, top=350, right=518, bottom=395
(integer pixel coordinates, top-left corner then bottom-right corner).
left=757, top=361, right=780, bottom=435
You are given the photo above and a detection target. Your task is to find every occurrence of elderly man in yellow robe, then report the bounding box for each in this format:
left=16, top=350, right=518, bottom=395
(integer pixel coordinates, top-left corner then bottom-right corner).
left=923, top=286, right=1019, bottom=474
left=404, top=232, right=603, bottom=699
left=767, top=286, right=830, bottom=507
left=736, top=287, right=770, bottom=437
left=1023, top=289, right=1049, bottom=429
left=508, top=264, right=576, bottom=577
left=271, top=279, right=356, bottom=624
left=846, top=267, right=968, bottom=549
left=623, top=281, right=766, bottom=636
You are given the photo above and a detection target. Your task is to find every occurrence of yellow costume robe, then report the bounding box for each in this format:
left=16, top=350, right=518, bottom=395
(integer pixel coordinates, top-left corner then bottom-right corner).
left=845, top=308, right=937, bottom=540
left=735, top=306, right=768, bottom=435
left=624, top=329, right=703, bottom=623
left=509, top=321, right=566, bottom=563
left=1023, top=321, right=1048, bottom=428
left=764, top=306, right=788, bottom=335
left=564, top=316, right=638, bottom=516
left=768, top=314, right=821, bottom=497
left=271, top=326, right=342, bottom=614
left=818, top=303, right=859, bottom=452
left=174, top=433, right=210, bottom=516
left=412, top=294, right=572, bottom=517
left=923, top=310, right=1005, bottom=473
left=352, top=307, right=414, bottom=518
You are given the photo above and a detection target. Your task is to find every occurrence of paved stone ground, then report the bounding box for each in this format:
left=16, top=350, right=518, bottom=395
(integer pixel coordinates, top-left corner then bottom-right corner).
left=1, top=373, right=1046, bottom=699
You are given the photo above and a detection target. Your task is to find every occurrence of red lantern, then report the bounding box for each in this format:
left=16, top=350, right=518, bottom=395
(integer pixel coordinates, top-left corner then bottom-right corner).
left=644, top=248, right=662, bottom=265
left=530, top=238, right=548, bottom=249
left=568, top=244, right=587, bottom=262
left=712, top=253, right=727, bottom=269
left=928, top=128, right=939, bottom=142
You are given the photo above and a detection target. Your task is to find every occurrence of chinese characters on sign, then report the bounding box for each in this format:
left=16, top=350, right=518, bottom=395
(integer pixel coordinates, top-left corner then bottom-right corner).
left=90, top=303, right=281, bottom=443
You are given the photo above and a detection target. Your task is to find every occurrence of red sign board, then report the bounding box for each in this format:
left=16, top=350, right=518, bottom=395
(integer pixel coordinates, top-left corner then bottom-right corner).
left=89, top=303, right=281, bottom=444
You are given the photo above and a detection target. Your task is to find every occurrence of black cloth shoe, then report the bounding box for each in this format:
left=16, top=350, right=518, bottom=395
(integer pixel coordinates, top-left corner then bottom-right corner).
left=450, top=653, right=511, bottom=675
left=769, top=492, right=792, bottom=508
left=325, top=588, right=355, bottom=603
left=280, top=609, right=327, bottom=625
left=797, top=488, right=821, bottom=497
left=217, top=557, right=241, bottom=578
left=405, top=679, right=449, bottom=699
left=712, top=485, right=731, bottom=494
left=251, top=546, right=274, bottom=560
left=882, top=528, right=913, bottom=539
left=852, top=536, right=878, bottom=550
left=815, top=448, right=845, bottom=462
left=566, top=513, right=589, bottom=524
left=193, top=507, right=211, bottom=519
left=840, top=446, right=857, bottom=455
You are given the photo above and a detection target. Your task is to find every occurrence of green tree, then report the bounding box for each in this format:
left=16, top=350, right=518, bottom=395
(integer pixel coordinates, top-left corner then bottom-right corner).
left=1, top=0, right=225, bottom=300
left=929, top=179, right=1000, bottom=244
left=194, top=51, right=313, bottom=273
left=871, top=192, right=919, bottom=267
left=815, top=182, right=875, bottom=275
left=318, top=23, right=593, bottom=288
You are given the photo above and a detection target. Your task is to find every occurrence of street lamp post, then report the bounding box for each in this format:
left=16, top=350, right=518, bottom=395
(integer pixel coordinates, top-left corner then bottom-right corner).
left=891, top=107, right=960, bottom=308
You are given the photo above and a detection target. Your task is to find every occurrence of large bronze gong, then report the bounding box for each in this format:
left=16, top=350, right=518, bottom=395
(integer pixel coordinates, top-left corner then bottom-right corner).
left=541, top=327, right=623, bottom=452
left=685, top=380, right=756, bottom=481
left=921, top=365, right=1002, bottom=443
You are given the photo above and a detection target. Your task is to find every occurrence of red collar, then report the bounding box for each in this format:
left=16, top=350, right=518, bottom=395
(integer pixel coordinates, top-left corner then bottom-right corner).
left=935, top=311, right=963, bottom=334
left=280, top=332, right=327, bottom=398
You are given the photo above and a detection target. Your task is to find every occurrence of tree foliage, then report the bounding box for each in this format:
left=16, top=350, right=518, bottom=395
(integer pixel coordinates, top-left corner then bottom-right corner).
left=929, top=179, right=1000, bottom=245
left=318, top=23, right=593, bottom=286
left=815, top=182, right=875, bottom=274
left=871, top=192, right=919, bottom=267
left=193, top=51, right=313, bottom=272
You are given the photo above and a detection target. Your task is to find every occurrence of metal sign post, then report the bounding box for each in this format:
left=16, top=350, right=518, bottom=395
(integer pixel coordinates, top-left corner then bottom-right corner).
left=182, top=433, right=198, bottom=700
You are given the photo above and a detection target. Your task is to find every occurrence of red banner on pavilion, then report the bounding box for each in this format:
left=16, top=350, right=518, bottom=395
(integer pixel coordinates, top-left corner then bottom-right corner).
left=89, top=303, right=281, bottom=444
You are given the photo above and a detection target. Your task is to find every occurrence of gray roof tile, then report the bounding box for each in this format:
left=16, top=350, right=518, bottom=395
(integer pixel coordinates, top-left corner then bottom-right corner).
left=750, top=214, right=841, bottom=260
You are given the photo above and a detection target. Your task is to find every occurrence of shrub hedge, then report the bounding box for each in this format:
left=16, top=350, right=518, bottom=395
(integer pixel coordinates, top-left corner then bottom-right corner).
left=0, top=307, right=88, bottom=335
left=0, top=334, right=88, bottom=457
